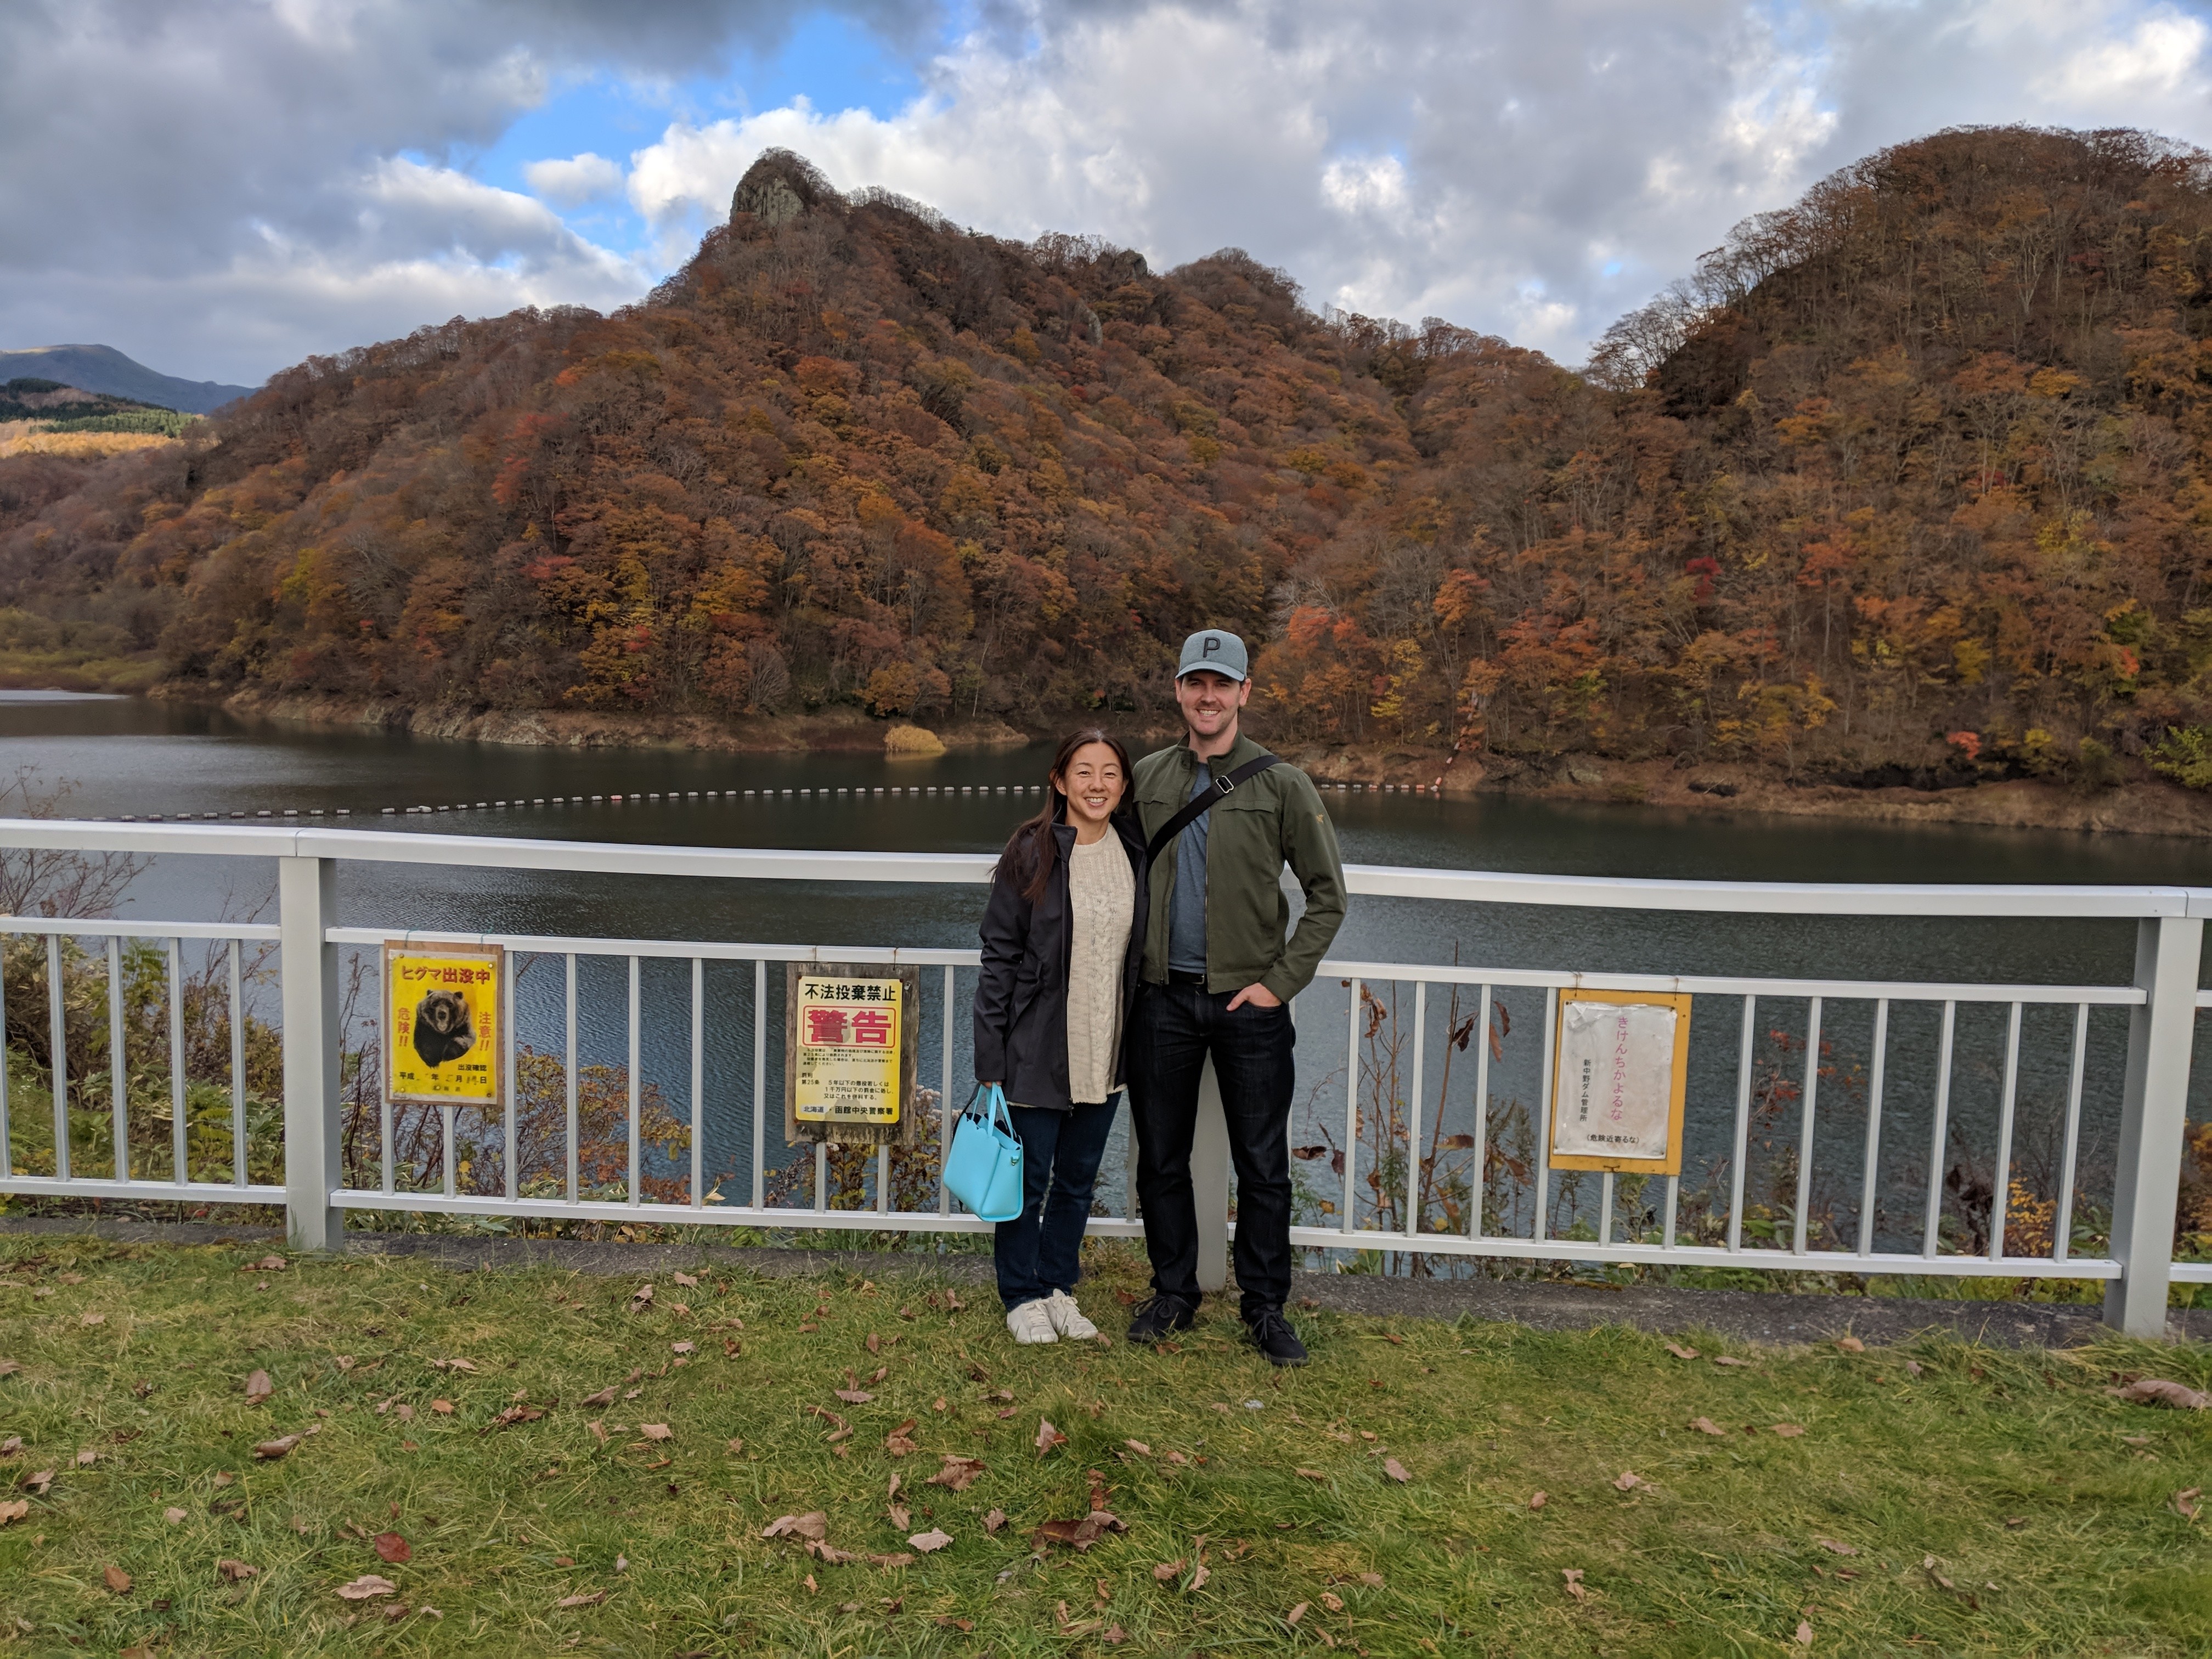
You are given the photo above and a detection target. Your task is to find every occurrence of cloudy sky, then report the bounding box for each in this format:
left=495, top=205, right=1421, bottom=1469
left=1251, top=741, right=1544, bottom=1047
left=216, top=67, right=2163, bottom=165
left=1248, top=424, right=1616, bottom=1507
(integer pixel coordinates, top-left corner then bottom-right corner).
left=4, top=0, right=2209, bottom=389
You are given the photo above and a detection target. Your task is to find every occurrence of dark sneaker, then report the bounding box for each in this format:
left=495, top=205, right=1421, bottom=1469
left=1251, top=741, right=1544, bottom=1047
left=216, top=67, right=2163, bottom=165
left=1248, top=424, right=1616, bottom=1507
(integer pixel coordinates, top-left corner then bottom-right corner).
left=1246, top=1307, right=1308, bottom=1367
left=1126, top=1292, right=1197, bottom=1344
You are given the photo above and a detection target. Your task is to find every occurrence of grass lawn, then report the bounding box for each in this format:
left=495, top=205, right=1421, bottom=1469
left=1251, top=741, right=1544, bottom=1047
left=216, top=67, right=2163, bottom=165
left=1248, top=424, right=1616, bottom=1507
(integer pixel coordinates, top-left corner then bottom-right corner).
left=1, top=1233, right=2208, bottom=1657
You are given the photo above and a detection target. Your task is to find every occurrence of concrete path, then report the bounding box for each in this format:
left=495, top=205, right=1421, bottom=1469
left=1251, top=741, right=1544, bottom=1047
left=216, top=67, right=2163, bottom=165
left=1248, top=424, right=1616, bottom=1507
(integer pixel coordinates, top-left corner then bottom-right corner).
left=5, top=1215, right=2204, bottom=1347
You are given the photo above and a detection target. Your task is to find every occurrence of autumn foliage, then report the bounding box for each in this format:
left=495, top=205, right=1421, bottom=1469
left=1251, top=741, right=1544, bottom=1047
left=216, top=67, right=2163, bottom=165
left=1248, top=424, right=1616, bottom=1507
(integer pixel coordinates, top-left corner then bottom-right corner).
left=7, top=129, right=2212, bottom=784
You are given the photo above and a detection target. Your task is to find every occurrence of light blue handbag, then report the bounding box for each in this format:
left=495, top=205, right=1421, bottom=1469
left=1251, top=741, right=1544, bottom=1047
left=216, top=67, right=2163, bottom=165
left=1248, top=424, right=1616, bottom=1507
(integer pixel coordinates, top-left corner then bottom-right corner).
left=944, top=1084, right=1025, bottom=1222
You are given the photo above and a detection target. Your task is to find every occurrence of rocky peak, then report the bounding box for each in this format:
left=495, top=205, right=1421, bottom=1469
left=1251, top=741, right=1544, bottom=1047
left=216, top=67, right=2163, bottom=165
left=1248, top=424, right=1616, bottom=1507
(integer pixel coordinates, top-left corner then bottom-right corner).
left=730, top=149, right=840, bottom=227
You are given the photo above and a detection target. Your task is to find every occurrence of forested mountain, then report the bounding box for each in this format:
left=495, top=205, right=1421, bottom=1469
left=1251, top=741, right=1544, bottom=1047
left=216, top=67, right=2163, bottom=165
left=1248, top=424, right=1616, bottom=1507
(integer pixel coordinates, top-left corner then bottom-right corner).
left=0, top=346, right=252, bottom=415
left=4, top=128, right=2212, bottom=799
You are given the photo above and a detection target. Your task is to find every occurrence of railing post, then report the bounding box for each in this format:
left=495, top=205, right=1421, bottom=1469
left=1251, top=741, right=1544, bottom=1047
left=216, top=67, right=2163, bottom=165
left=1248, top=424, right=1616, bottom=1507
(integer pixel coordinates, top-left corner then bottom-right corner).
left=1193, top=1058, right=1229, bottom=1294
left=2104, top=914, right=2203, bottom=1339
left=279, top=855, right=343, bottom=1252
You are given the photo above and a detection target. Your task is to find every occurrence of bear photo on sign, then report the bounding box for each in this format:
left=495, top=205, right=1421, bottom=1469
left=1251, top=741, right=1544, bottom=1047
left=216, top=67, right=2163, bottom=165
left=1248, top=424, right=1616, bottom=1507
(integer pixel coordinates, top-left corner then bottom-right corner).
left=411, top=988, right=475, bottom=1067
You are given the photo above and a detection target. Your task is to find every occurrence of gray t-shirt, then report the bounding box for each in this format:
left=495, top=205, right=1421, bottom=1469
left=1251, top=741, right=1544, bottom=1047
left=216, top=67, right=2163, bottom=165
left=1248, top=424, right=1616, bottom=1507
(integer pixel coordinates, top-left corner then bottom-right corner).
left=1166, top=764, right=1210, bottom=974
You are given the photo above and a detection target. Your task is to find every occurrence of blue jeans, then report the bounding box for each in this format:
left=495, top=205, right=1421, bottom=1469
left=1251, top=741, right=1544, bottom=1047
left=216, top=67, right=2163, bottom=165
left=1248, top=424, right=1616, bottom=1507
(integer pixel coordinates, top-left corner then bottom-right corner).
left=994, top=1097, right=1119, bottom=1310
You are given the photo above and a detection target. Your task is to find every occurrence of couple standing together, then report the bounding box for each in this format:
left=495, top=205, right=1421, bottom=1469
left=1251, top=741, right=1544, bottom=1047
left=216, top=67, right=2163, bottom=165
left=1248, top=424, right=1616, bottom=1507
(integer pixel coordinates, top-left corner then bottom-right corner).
left=972, top=629, right=1347, bottom=1365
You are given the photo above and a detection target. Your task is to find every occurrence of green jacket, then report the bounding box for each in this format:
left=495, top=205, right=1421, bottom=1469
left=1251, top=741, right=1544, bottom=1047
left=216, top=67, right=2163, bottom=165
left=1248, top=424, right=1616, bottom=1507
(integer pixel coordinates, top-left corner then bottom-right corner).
left=1132, top=730, right=1348, bottom=1003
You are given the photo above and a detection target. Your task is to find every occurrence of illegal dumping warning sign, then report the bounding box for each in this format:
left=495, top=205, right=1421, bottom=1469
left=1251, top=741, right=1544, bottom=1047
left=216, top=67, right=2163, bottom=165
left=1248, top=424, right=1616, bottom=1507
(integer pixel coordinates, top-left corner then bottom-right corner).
left=785, top=964, right=922, bottom=1148
left=385, top=941, right=504, bottom=1108
left=1548, top=990, right=1691, bottom=1173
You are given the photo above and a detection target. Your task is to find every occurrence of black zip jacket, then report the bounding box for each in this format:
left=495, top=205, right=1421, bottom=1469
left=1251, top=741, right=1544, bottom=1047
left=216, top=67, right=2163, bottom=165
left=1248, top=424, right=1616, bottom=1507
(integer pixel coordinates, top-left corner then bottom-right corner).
left=973, top=811, right=1149, bottom=1111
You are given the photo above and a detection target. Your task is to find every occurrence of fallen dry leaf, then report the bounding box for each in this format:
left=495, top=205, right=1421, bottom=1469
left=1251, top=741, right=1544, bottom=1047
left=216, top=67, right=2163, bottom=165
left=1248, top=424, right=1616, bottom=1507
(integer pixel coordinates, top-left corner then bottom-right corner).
left=588, top=1420, right=607, bottom=1446
left=1036, top=1418, right=1068, bottom=1457
left=926, top=1453, right=986, bottom=1491
left=0, top=1499, right=30, bottom=1526
left=884, top=1418, right=919, bottom=1456
left=245, top=1370, right=273, bottom=1404
left=2174, top=1487, right=2202, bottom=1520
left=984, top=1508, right=1007, bottom=1533
left=430, top=1400, right=453, bottom=1416
left=163, top=1507, right=187, bottom=1525
left=217, top=1559, right=258, bottom=1581
left=0, top=1436, right=17, bottom=1456
left=1770, top=1424, right=1807, bottom=1438
left=761, top=1513, right=828, bottom=1541
left=75, top=1449, right=96, bottom=1467
left=430, top=1357, right=478, bottom=1374
left=1382, top=1458, right=1411, bottom=1483
left=1923, top=1555, right=1954, bottom=1591
left=1124, top=1439, right=1151, bottom=1457
left=671, top=1341, right=694, bottom=1356
left=1613, top=1471, right=1646, bottom=1491
left=556, top=1590, right=607, bottom=1609
left=834, top=1389, right=873, bottom=1405
left=579, top=1385, right=617, bottom=1408
left=640, top=1424, right=673, bottom=1442
left=1296, top=1468, right=1328, bottom=1481
left=1837, top=1335, right=1865, bottom=1353
left=336, top=1575, right=398, bottom=1600
left=81, top=1312, right=105, bottom=1327
left=1287, top=1601, right=1310, bottom=1627
left=252, top=1435, right=302, bottom=1460
left=1815, top=1536, right=1858, bottom=1555
left=1103, top=1624, right=1127, bottom=1644
left=907, top=1528, right=952, bottom=1554
left=2111, top=1378, right=2210, bottom=1410
left=1690, top=1417, right=1726, bottom=1436
left=672, top=1271, right=698, bottom=1288
left=1712, top=1355, right=1749, bottom=1368
left=1034, top=1512, right=1126, bottom=1552
left=374, top=1532, right=410, bottom=1564
left=1529, top=1490, right=1547, bottom=1510
left=103, top=1565, right=131, bottom=1594
left=1561, top=1567, right=1585, bottom=1601
left=1664, top=1342, right=1699, bottom=1360
left=1796, top=1619, right=1814, bottom=1645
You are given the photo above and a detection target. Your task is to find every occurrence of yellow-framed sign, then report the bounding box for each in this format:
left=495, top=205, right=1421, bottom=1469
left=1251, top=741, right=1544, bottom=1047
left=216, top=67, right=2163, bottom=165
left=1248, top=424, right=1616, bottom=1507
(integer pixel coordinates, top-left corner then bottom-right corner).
left=384, top=940, right=504, bottom=1108
left=784, top=963, right=922, bottom=1148
left=1548, top=990, right=1691, bottom=1174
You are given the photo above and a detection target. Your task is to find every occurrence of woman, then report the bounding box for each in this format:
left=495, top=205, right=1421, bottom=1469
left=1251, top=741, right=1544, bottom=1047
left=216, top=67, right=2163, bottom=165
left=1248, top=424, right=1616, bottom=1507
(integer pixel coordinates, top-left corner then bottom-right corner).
left=973, top=729, right=1147, bottom=1345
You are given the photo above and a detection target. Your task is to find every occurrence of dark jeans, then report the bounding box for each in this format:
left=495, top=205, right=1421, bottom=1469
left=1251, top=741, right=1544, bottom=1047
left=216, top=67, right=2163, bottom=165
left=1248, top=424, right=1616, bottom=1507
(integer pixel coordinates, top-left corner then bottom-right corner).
left=994, top=1097, right=1119, bottom=1311
left=1126, top=981, right=1295, bottom=1320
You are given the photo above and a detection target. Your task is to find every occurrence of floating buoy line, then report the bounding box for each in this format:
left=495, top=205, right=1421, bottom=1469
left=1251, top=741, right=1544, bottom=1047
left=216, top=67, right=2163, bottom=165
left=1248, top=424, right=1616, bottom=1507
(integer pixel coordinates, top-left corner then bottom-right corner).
left=87, top=780, right=1441, bottom=822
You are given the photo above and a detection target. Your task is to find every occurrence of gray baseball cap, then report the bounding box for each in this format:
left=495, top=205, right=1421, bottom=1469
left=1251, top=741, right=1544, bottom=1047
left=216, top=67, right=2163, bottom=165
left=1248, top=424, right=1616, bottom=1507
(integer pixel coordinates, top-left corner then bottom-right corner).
left=1176, top=628, right=1249, bottom=682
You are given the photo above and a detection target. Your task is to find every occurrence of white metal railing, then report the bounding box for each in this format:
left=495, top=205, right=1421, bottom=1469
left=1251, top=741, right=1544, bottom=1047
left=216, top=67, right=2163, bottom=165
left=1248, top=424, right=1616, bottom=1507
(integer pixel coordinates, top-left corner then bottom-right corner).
left=0, top=820, right=2203, bottom=1338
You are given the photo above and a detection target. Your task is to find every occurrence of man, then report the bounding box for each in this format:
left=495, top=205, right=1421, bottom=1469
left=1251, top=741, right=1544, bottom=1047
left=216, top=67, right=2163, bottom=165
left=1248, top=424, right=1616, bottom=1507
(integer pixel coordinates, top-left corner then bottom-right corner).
left=1124, top=628, right=1347, bottom=1365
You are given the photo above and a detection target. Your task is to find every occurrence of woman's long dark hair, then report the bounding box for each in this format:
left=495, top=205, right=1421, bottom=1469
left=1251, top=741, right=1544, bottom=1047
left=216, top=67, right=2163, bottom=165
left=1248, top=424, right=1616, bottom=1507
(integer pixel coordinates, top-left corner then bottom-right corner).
left=995, top=727, right=1133, bottom=904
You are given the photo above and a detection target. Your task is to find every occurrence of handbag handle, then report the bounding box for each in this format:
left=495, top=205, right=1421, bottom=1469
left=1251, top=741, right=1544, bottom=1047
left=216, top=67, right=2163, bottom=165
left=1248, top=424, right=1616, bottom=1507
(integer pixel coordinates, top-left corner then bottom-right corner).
left=963, top=1081, right=1012, bottom=1134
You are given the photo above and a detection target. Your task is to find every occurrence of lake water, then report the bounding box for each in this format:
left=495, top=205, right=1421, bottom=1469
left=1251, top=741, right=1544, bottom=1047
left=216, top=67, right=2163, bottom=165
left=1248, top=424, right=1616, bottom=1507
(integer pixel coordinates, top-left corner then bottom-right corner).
left=5, top=692, right=2208, bottom=1251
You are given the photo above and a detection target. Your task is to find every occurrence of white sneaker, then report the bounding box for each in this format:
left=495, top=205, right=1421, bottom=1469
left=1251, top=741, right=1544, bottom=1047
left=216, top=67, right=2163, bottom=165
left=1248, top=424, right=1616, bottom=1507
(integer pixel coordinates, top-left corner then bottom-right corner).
left=1007, top=1300, right=1058, bottom=1344
left=1043, top=1290, right=1098, bottom=1340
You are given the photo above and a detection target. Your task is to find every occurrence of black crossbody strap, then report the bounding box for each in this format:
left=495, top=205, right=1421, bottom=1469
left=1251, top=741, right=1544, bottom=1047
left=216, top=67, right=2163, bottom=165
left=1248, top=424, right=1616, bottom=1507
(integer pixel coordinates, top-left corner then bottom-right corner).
left=1144, top=753, right=1279, bottom=864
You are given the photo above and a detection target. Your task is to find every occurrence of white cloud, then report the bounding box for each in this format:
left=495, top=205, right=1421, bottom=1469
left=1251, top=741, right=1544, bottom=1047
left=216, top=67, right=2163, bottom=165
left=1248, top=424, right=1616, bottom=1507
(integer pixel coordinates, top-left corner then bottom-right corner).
left=621, top=0, right=2212, bottom=364
left=5, top=0, right=2212, bottom=386
left=524, top=152, right=627, bottom=207
left=0, top=0, right=936, bottom=383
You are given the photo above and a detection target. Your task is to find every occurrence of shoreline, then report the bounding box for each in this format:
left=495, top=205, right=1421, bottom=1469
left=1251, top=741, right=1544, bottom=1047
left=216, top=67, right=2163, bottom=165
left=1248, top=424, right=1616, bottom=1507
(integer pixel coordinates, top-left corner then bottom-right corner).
left=106, top=685, right=2212, bottom=842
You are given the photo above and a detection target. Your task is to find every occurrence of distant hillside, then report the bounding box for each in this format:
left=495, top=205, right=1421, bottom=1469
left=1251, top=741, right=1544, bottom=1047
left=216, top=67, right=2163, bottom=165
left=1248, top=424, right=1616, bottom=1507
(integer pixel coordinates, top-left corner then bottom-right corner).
left=0, top=378, right=194, bottom=433
left=5, top=129, right=2212, bottom=828
left=0, top=345, right=252, bottom=414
